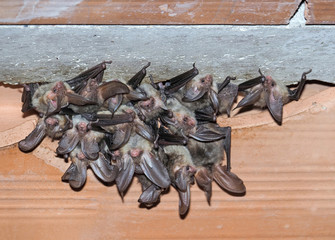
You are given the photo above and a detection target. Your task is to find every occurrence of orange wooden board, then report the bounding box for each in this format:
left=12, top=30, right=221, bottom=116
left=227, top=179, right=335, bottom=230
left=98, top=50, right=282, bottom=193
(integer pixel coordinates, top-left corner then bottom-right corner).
left=0, top=83, right=335, bottom=238
left=306, top=0, right=335, bottom=24
left=0, top=0, right=300, bottom=25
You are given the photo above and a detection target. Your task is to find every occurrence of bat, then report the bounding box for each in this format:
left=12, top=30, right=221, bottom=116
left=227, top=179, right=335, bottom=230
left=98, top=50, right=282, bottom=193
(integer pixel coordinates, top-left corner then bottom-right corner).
left=114, top=134, right=170, bottom=197
left=18, top=114, right=71, bottom=152
left=160, top=145, right=196, bottom=216
left=56, top=115, right=105, bottom=160
left=62, top=147, right=118, bottom=189
left=187, top=124, right=246, bottom=204
left=107, top=62, right=151, bottom=115
left=235, top=69, right=313, bottom=124
left=137, top=174, right=164, bottom=208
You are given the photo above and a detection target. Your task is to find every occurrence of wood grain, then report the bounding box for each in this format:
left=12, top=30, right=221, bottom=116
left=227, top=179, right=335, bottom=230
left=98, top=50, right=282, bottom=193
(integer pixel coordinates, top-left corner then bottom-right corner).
left=0, top=0, right=300, bottom=25
left=306, top=0, right=335, bottom=24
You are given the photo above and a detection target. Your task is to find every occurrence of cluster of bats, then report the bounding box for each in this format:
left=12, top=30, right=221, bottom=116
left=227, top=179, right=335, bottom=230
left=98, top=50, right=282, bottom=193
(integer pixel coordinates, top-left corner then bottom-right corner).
left=18, top=61, right=314, bottom=216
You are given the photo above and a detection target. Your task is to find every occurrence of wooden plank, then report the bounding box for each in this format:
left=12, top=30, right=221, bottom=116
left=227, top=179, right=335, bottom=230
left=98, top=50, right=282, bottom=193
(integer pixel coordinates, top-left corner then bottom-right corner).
left=306, top=0, right=335, bottom=24
left=0, top=0, right=300, bottom=25
left=0, top=82, right=335, bottom=239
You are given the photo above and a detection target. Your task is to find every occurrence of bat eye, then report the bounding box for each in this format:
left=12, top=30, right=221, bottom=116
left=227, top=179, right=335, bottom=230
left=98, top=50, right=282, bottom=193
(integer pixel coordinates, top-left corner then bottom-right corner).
left=185, top=166, right=190, bottom=171
left=271, top=82, right=275, bottom=87
left=201, top=79, right=205, bottom=83
left=183, top=116, right=188, bottom=123
left=52, top=88, right=57, bottom=93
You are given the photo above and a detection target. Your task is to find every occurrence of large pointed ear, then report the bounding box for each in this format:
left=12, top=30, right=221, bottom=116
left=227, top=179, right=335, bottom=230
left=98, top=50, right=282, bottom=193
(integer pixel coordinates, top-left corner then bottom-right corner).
left=62, top=160, right=87, bottom=189
left=195, top=168, right=212, bottom=205
left=178, top=184, right=191, bottom=216
left=234, top=87, right=262, bottom=110
left=127, top=62, right=150, bottom=89
left=105, top=126, right=132, bottom=150
left=134, top=123, right=155, bottom=143
left=21, top=83, right=39, bottom=113
left=81, top=133, right=100, bottom=160
left=265, top=88, right=283, bottom=124
left=56, top=128, right=80, bottom=155
left=213, top=165, right=246, bottom=194
left=107, top=94, right=123, bottom=114
left=18, top=119, right=46, bottom=152
left=189, top=125, right=225, bottom=142
left=115, top=154, right=135, bottom=195
left=138, top=183, right=162, bottom=206
left=182, top=86, right=208, bottom=102
left=90, top=153, right=118, bottom=182
left=97, top=81, right=130, bottom=103
left=140, top=152, right=171, bottom=189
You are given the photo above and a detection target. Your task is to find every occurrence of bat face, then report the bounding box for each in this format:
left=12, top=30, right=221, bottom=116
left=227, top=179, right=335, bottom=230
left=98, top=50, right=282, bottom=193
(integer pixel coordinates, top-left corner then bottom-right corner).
left=32, top=81, right=70, bottom=115
left=183, top=74, right=214, bottom=102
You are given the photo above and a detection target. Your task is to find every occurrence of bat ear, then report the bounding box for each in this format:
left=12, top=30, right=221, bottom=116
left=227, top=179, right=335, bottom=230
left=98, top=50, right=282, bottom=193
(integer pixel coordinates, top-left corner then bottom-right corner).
left=234, top=87, right=262, bottom=110
left=178, top=184, right=191, bottom=216
left=189, top=125, right=225, bottom=142
left=126, top=90, right=148, bottom=101
left=18, top=119, right=46, bottom=152
left=81, top=133, right=100, bottom=160
left=182, top=86, right=207, bottom=102
left=135, top=123, right=155, bottom=143
left=264, top=84, right=283, bottom=123
left=107, top=94, right=123, bottom=114
left=195, top=168, right=212, bottom=205
left=89, top=153, right=119, bottom=182
left=105, top=125, right=132, bottom=150
left=138, top=183, right=162, bottom=206
left=140, top=152, right=171, bottom=189
left=56, top=128, right=80, bottom=155
left=238, top=76, right=263, bottom=91
left=62, top=161, right=87, bottom=189
left=115, top=154, right=135, bottom=195
left=213, top=165, right=246, bottom=194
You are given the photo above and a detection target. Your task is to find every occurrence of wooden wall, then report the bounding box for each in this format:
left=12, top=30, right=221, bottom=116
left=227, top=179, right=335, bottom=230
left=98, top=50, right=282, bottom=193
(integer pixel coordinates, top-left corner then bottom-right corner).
left=0, top=0, right=334, bottom=25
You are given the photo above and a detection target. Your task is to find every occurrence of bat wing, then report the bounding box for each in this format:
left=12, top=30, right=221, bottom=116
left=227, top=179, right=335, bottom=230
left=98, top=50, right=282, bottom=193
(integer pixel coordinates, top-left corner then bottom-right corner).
left=89, top=153, right=118, bottom=182
left=56, top=129, right=80, bottom=155
left=66, top=61, right=111, bottom=93
left=213, top=165, right=246, bottom=194
left=138, top=183, right=162, bottom=206
left=265, top=88, right=283, bottom=124
left=115, top=155, right=135, bottom=194
left=157, top=127, right=188, bottom=146
left=195, top=168, right=212, bottom=205
left=194, top=107, right=216, bottom=124
left=65, top=92, right=97, bottom=106
left=62, top=161, right=87, bottom=189
left=234, top=87, right=262, bottom=109
left=238, top=76, right=263, bottom=91
left=127, top=62, right=150, bottom=89
left=174, top=167, right=188, bottom=192
left=21, top=83, right=39, bottom=113
left=81, top=134, right=100, bottom=160
left=164, top=63, right=199, bottom=95
left=91, top=113, right=134, bottom=127
left=177, top=184, right=191, bottom=216
left=18, top=119, right=46, bottom=152
left=140, top=152, right=171, bottom=188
